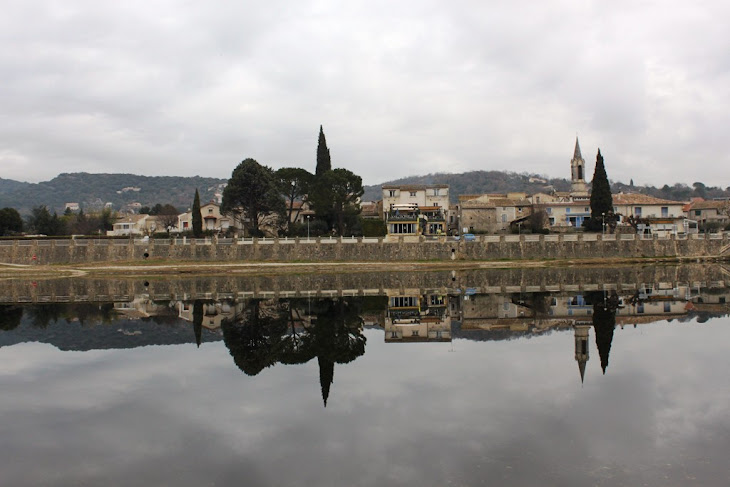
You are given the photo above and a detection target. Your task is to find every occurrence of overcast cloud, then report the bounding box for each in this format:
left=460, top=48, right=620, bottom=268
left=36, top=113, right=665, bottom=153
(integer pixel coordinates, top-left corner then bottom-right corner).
left=1, top=0, right=728, bottom=187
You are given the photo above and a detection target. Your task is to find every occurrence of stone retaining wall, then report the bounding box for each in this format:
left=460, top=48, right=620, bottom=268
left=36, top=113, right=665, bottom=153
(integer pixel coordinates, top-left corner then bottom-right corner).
left=0, top=233, right=729, bottom=265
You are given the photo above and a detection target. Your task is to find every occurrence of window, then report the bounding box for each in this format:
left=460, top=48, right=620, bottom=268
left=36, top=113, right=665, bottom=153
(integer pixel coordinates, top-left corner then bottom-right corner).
left=501, top=214, right=507, bottom=222
left=389, top=190, right=396, bottom=197
left=695, top=210, right=701, bottom=216
left=390, top=331, right=398, bottom=338
left=183, top=222, right=189, bottom=228
left=208, top=208, right=213, bottom=214
left=566, top=208, right=571, bottom=214
left=664, top=302, right=671, bottom=313
left=661, top=207, right=668, bottom=217
left=584, top=207, right=589, bottom=212
left=546, top=207, right=552, bottom=214
left=433, top=188, right=440, bottom=196
left=410, top=191, right=417, bottom=197
left=411, top=330, right=419, bottom=337
left=635, top=207, right=642, bottom=217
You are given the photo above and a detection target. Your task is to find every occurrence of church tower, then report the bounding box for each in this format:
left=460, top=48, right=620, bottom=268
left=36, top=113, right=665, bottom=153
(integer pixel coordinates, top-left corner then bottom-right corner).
left=570, top=137, right=588, bottom=195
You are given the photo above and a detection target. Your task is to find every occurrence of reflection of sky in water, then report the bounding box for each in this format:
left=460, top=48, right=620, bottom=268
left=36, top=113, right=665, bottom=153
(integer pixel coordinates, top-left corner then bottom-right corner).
left=1, top=318, right=730, bottom=486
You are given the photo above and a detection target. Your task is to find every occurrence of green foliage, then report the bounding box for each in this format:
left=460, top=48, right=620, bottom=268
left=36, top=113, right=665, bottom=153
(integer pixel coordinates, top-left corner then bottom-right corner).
left=60, top=207, right=119, bottom=235
left=315, top=125, right=332, bottom=176
left=27, top=206, right=66, bottom=235
left=586, top=149, right=614, bottom=232
left=192, top=189, right=203, bottom=237
left=276, top=167, right=313, bottom=232
left=148, top=203, right=179, bottom=215
left=0, top=207, right=23, bottom=236
left=361, top=218, right=387, bottom=237
left=221, top=158, right=285, bottom=237
left=309, top=169, right=363, bottom=236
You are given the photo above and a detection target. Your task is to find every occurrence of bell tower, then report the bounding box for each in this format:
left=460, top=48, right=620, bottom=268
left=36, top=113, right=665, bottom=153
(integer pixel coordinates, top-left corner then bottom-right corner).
left=570, top=137, right=588, bottom=195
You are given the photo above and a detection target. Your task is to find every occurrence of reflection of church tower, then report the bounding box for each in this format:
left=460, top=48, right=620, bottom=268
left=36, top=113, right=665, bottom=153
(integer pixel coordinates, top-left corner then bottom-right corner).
left=573, top=324, right=590, bottom=384
left=570, top=137, right=588, bottom=195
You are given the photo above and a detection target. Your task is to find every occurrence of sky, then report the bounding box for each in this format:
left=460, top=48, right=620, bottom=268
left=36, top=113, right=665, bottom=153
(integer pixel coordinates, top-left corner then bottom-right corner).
left=1, top=0, right=729, bottom=188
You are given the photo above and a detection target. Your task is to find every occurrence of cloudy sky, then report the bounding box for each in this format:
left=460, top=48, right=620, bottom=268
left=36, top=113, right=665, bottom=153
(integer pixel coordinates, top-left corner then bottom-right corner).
left=2, top=1, right=728, bottom=187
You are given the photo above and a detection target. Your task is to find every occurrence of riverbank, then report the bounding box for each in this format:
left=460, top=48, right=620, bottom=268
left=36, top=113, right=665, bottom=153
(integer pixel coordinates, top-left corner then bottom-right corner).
left=0, top=254, right=724, bottom=279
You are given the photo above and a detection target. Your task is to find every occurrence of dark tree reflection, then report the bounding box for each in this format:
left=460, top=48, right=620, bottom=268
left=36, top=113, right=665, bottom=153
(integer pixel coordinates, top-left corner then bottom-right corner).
left=587, top=291, right=621, bottom=375
left=222, top=297, right=367, bottom=407
left=0, top=305, right=23, bottom=331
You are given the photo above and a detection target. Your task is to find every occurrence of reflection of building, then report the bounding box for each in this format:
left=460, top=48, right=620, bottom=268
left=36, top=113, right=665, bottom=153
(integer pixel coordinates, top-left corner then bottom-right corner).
left=384, top=291, right=451, bottom=342
left=176, top=300, right=242, bottom=329
left=114, top=295, right=174, bottom=319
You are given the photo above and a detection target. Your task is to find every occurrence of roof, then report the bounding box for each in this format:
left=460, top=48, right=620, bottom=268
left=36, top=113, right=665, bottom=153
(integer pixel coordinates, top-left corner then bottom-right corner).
left=573, top=136, right=583, bottom=160
left=690, top=200, right=729, bottom=210
left=114, top=214, right=148, bottom=224
left=612, top=193, right=684, bottom=205
left=382, top=184, right=449, bottom=191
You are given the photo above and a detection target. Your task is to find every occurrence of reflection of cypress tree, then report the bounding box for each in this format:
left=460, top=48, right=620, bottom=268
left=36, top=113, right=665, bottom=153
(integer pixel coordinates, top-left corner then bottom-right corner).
left=318, top=357, right=334, bottom=407
left=0, top=305, right=23, bottom=331
left=306, top=298, right=366, bottom=407
left=220, top=297, right=370, bottom=407
left=192, top=300, right=204, bottom=348
left=587, top=291, right=620, bottom=375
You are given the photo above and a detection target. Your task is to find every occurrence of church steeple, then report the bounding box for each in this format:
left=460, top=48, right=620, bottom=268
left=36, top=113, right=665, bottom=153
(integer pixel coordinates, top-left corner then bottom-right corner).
left=573, top=137, right=582, bottom=160
left=570, top=136, right=588, bottom=195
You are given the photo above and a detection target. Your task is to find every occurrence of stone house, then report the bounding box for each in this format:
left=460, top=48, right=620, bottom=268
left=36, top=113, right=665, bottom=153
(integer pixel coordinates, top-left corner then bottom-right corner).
left=177, top=202, right=240, bottom=234
left=688, top=200, right=730, bottom=229
left=457, top=194, right=531, bottom=233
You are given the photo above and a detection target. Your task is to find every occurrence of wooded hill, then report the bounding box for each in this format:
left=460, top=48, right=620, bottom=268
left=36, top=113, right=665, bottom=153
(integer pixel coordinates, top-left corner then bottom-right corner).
left=0, top=173, right=226, bottom=215
left=362, top=171, right=730, bottom=204
left=2, top=170, right=728, bottom=216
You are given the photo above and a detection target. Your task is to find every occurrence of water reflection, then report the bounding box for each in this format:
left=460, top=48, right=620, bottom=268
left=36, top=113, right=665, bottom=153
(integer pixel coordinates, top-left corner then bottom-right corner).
left=2, top=267, right=730, bottom=485
left=1, top=274, right=729, bottom=391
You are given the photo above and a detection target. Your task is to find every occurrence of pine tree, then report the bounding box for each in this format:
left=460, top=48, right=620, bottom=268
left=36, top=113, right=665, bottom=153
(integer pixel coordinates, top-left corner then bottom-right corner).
left=586, top=149, right=613, bottom=232
left=315, top=125, right=331, bottom=176
left=192, top=189, right=203, bottom=237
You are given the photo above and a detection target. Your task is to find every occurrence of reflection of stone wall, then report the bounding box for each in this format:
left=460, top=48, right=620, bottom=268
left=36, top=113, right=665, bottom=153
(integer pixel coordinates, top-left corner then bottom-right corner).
left=0, top=264, right=728, bottom=304
left=0, top=234, right=729, bottom=265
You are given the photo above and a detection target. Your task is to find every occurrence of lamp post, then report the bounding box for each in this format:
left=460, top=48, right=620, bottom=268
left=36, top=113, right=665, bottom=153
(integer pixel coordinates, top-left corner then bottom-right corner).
left=306, top=215, right=310, bottom=240
left=602, top=212, right=606, bottom=235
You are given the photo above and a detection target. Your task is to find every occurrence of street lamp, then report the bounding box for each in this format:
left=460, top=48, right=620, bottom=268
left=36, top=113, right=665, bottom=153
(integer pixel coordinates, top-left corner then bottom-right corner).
left=306, top=215, right=310, bottom=240
left=602, top=212, right=606, bottom=235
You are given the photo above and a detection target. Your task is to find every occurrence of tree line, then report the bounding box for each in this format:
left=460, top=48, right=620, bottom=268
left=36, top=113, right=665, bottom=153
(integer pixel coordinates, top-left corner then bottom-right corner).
left=218, top=125, right=364, bottom=237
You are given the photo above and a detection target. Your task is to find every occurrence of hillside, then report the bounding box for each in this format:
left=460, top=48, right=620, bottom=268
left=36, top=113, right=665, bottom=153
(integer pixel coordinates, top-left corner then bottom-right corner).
left=362, top=171, right=730, bottom=203
left=0, top=173, right=227, bottom=215
left=2, top=171, right=728, bottom=216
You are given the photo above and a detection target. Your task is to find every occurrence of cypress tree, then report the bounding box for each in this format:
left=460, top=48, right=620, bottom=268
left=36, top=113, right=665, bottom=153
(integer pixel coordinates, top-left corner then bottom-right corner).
left=587, top=149, right=613, bottom=231
left=315, top=125, right=331, bottom=176
left=192, top=189, right=203, bottom=237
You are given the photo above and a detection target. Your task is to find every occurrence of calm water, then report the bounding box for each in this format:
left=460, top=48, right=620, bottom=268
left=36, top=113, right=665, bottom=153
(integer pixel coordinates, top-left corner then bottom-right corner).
left=1, top=266, right=729, bottom=486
